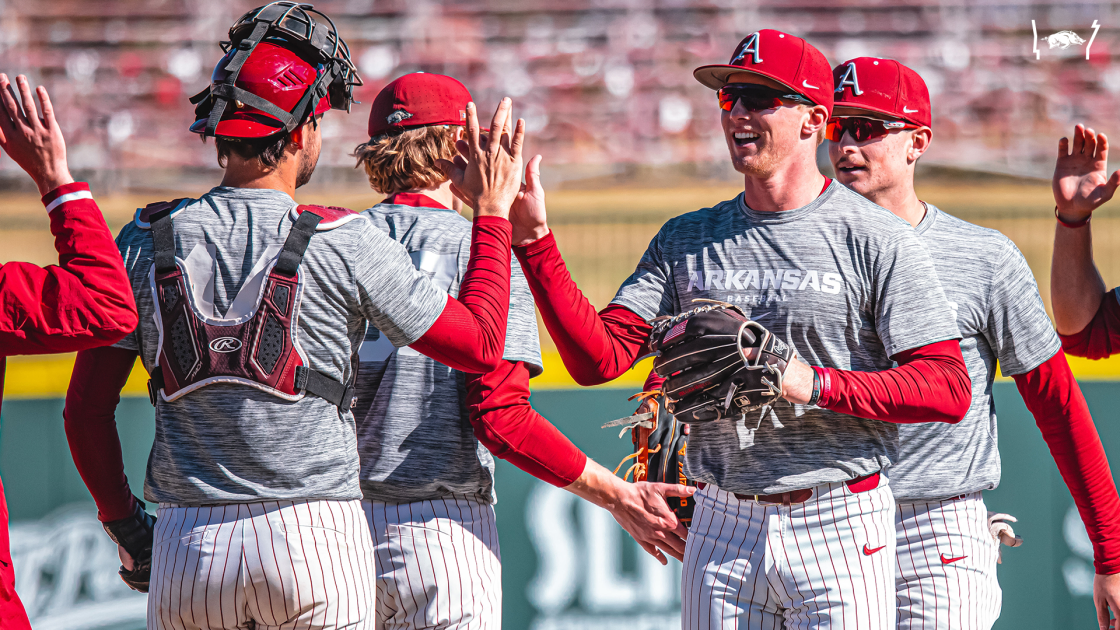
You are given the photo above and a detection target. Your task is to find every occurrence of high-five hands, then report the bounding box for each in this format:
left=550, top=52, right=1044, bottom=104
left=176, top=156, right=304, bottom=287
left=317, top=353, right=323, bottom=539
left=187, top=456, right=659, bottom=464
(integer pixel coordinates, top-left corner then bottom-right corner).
left=0, top=74, right=74, bottom=196
left=1054, top=123, right=1120, bottom=224
left=609, top=480, right=693, bottom=565
left=437, top=98, right=524, bottom=219
left=510, top=154, right=550, bottom=246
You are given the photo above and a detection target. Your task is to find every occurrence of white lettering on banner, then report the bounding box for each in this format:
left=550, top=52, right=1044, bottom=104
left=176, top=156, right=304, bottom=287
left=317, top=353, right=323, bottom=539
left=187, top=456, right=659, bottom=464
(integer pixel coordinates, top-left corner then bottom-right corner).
left=685, top=268, right=844, bottom=294
left=526, top=483, right=680, bottom=625
left=9, top=503, right=147, bottom=630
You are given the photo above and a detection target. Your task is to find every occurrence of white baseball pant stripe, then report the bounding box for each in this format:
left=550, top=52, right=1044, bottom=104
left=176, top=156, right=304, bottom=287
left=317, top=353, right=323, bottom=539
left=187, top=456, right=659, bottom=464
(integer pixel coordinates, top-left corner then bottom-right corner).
left=363, top=497, right=502, bottom=629
left=895, top=493, right=1001, bottom=630
left=149, top=500, right=376, bottom=630
left=681, top=476, right=896, bottom=629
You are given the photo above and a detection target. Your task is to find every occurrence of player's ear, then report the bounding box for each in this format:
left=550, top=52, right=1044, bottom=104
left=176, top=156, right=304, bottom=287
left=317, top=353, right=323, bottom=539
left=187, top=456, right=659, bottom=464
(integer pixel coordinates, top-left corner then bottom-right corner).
left=803, top=104, right=829, bottom=139
left=289, top=125, right=305, bottom=150
left=908, top=127, right=932, bottom=163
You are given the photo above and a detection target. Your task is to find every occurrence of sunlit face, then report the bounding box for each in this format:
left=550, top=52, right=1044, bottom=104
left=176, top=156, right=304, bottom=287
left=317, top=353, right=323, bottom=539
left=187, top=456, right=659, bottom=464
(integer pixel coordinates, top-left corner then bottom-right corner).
left=828, top=107, right=930, bottom=197
left=720, top=72, right=822, bottom=178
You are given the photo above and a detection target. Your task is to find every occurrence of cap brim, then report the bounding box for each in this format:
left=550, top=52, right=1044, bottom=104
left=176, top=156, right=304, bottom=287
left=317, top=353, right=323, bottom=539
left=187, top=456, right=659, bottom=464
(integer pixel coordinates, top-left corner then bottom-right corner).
left=831, top=102, right=928, bottom=128
left=693, top=64, right=801, bottom=96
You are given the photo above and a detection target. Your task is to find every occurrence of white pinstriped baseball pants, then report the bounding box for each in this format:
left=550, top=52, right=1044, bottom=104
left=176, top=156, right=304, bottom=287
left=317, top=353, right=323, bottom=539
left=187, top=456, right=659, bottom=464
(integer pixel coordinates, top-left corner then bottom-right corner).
left=895, top=493, right=1002, bottom=630
left=681, top=477, right=896, bottom=629
left=363, top=497, right=502, bottom=630
left=149, top=500, right=377, bottom=630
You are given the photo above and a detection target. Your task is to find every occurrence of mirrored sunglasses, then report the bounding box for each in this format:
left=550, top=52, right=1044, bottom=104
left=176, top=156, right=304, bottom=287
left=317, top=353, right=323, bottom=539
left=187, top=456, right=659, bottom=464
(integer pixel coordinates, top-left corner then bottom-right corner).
left=717, top=84, right=814, bottom=112
left=825, top=116, right=920, bottom=142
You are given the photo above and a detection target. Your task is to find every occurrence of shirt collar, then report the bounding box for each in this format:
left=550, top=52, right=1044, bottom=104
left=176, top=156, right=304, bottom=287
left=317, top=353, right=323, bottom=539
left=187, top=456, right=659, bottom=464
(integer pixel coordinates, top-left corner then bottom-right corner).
left=383, top=192, right=449, bottom=210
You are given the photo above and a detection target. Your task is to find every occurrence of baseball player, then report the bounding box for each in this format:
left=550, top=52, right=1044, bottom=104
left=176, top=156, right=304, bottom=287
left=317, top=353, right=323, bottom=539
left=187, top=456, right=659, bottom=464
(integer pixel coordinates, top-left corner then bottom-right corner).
left=829, top=56, right=1120, bottom=630
left=60, top=4, right=526, bottom=629
left=1051, top=123, right=1120, bottom=364
left=0, top=74, right=138, bottom=630
left=352, top=71, right=692, bottom=629
left=455, top=29, right=973, bottom=628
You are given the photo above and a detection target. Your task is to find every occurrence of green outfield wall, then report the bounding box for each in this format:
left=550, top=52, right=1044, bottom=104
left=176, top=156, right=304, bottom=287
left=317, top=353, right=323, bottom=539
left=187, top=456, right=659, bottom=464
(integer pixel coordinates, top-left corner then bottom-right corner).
left=1, top=384, right=1115, bottom=629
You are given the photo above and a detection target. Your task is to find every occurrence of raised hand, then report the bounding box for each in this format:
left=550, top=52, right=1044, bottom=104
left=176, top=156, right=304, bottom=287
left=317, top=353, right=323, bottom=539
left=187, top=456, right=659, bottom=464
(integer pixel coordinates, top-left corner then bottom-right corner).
left=438, top=98, right=524, bottom=219
left=510, top=154, right=550, bottom=246
left=0, top=74, right=73, bottom=196
left=1054, top=124, right=1120, bottom=223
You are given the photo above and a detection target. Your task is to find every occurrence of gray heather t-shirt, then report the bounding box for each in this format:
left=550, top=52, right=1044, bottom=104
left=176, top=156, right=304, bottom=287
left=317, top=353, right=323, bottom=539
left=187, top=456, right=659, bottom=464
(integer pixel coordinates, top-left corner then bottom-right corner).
left=114, top=187, right=447, bottom=506
left=891, top=204, right=1060, bottom=502
left=355, top=200, right=543, bottom=505
left=611, top=182, right=961, bottom=495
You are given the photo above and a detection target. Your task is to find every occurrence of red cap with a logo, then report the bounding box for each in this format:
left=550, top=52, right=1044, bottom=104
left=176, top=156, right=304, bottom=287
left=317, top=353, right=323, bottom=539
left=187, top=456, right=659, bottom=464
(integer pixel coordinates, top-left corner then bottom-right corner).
left=368, top=72, right=473, bottom=138
left=832, top=58, right=931, bottom=128
left=694, top=29, right=834, bottom=115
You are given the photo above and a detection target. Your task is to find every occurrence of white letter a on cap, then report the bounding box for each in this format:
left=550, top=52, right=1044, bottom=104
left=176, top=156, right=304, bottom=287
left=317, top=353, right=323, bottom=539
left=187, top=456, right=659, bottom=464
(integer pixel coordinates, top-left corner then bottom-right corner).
left=733, top=33, right=762, bottom=65
left=835, top=62, right=863, bottom=95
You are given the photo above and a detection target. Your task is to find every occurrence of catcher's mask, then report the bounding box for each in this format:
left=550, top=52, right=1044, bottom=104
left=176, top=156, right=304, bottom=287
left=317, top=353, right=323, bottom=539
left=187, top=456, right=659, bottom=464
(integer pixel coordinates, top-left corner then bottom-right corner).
left=189, top=1, right=362, bottom=139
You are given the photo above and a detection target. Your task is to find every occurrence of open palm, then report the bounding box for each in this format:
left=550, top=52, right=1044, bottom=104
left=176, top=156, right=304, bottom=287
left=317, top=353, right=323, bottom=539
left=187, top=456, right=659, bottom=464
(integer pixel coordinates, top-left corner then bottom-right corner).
left=509, top=154, right=549, bottom=246
left=1053, top=124, right=1120, bottom=220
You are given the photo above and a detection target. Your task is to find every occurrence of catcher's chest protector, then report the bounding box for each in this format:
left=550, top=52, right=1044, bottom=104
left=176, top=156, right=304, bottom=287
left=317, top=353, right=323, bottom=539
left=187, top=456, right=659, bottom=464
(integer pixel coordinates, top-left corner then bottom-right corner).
left=142, top=200, right=361, bottom=409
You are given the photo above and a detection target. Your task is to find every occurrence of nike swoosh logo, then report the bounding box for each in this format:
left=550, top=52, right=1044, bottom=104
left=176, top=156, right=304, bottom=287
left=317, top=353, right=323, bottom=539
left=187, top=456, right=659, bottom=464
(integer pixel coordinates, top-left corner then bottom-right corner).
left=940, top=553, right=967, bottom=564
left=863, top=544, right=886, bottom=555
left=903, top=106, right=919, bottom=113
left=802, top=80, right=820, bottom=90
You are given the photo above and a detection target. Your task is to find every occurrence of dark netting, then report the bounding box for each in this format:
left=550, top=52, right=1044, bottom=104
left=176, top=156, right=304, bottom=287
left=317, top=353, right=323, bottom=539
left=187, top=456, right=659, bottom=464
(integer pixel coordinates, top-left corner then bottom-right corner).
left=161, top=283, right=181, bottom=311
left=169, top=314, right=197, bottom=375
left=256, top=314, right=285, bottom=375
left=273, top=284, right=290, bottom=315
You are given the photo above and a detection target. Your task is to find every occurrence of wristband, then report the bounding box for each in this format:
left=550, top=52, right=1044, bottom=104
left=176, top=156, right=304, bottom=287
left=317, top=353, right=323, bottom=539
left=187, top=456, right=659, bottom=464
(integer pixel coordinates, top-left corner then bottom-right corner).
left=808, top=368, right=821, bottom=406
left=1055, top=206, right=1091, bottom=229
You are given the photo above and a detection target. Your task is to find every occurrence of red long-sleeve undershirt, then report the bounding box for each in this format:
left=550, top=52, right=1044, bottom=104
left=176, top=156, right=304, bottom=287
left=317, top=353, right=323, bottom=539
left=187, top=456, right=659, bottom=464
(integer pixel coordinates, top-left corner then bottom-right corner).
left=813, top=340, right=971, bottom=424
left=64, top=215, right=517, bottom=522
left=1059, top=289, right=1120, bottom=360
left=410, top=216, right=512, bottom=374
left=0, top=183, right=138, bottom=415
left=1013, top=349, right=1120, bottom=574
left=466, top=360, right=588, bottom=487
left=514, top=231, right=970, bottom=424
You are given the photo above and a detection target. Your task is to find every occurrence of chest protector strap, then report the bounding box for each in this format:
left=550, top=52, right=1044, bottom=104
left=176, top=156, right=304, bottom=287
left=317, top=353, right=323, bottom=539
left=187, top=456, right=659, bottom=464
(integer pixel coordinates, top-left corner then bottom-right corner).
left=146, top=208, right=356, bottom=410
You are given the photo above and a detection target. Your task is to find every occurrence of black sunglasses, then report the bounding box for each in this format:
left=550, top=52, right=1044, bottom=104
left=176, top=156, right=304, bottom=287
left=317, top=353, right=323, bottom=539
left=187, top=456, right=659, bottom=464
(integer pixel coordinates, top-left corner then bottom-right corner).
left=717, top=84, right=814, bottom=112
left=825, top=116, right=920, bottom=142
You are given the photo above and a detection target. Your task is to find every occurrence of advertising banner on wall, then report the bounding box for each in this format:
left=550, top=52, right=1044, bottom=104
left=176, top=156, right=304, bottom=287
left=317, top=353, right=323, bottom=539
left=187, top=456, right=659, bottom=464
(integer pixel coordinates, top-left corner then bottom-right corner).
left=1, top=387, right=1116, bottom=629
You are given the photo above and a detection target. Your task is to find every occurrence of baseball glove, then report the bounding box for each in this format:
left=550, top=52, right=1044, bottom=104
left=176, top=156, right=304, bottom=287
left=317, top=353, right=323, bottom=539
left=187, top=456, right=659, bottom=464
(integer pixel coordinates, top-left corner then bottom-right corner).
left=604, top=391, right=697, bottom=527
left=648, top=300, right=797, bottom=423
left=102, top=498, right=157, bottom=593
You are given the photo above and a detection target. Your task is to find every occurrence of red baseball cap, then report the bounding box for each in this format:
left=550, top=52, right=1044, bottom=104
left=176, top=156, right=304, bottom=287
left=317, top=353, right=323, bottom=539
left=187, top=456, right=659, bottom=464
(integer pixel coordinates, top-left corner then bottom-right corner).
left=368, top=72, right=474, bottom=138
left=694, top=30, right=834, bottom=115
left=832, top=58, right=931, bottom=128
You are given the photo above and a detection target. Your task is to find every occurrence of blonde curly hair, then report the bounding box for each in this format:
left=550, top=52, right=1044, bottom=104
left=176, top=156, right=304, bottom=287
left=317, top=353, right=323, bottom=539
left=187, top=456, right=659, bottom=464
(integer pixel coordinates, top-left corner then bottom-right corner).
left=352, top=126, right=460, bottom=195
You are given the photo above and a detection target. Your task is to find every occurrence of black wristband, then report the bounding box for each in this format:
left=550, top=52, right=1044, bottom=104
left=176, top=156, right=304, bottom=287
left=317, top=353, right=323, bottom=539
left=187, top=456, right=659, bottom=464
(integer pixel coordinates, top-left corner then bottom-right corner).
left=808, top=368, right=821, bottom=407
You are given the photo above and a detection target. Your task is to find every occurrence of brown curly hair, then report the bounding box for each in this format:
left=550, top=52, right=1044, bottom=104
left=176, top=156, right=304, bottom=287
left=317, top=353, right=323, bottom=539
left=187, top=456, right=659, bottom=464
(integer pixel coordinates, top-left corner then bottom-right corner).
left=352, top=126, right=459, bottom=195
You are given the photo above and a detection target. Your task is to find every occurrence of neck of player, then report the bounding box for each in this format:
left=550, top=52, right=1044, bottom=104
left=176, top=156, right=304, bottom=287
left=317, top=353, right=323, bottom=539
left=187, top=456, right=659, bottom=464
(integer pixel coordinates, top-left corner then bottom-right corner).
left=741, top=152, right=828, bottom=214
left=404, top=178, right=462, bottom=212
left=863, top=179, right=926, bottom=228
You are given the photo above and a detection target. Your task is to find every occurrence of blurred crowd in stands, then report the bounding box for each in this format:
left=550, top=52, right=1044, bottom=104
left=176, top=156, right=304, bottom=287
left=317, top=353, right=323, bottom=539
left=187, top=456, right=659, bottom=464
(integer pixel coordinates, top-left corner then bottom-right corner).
left=0, top=0, right=1117, bottom=186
